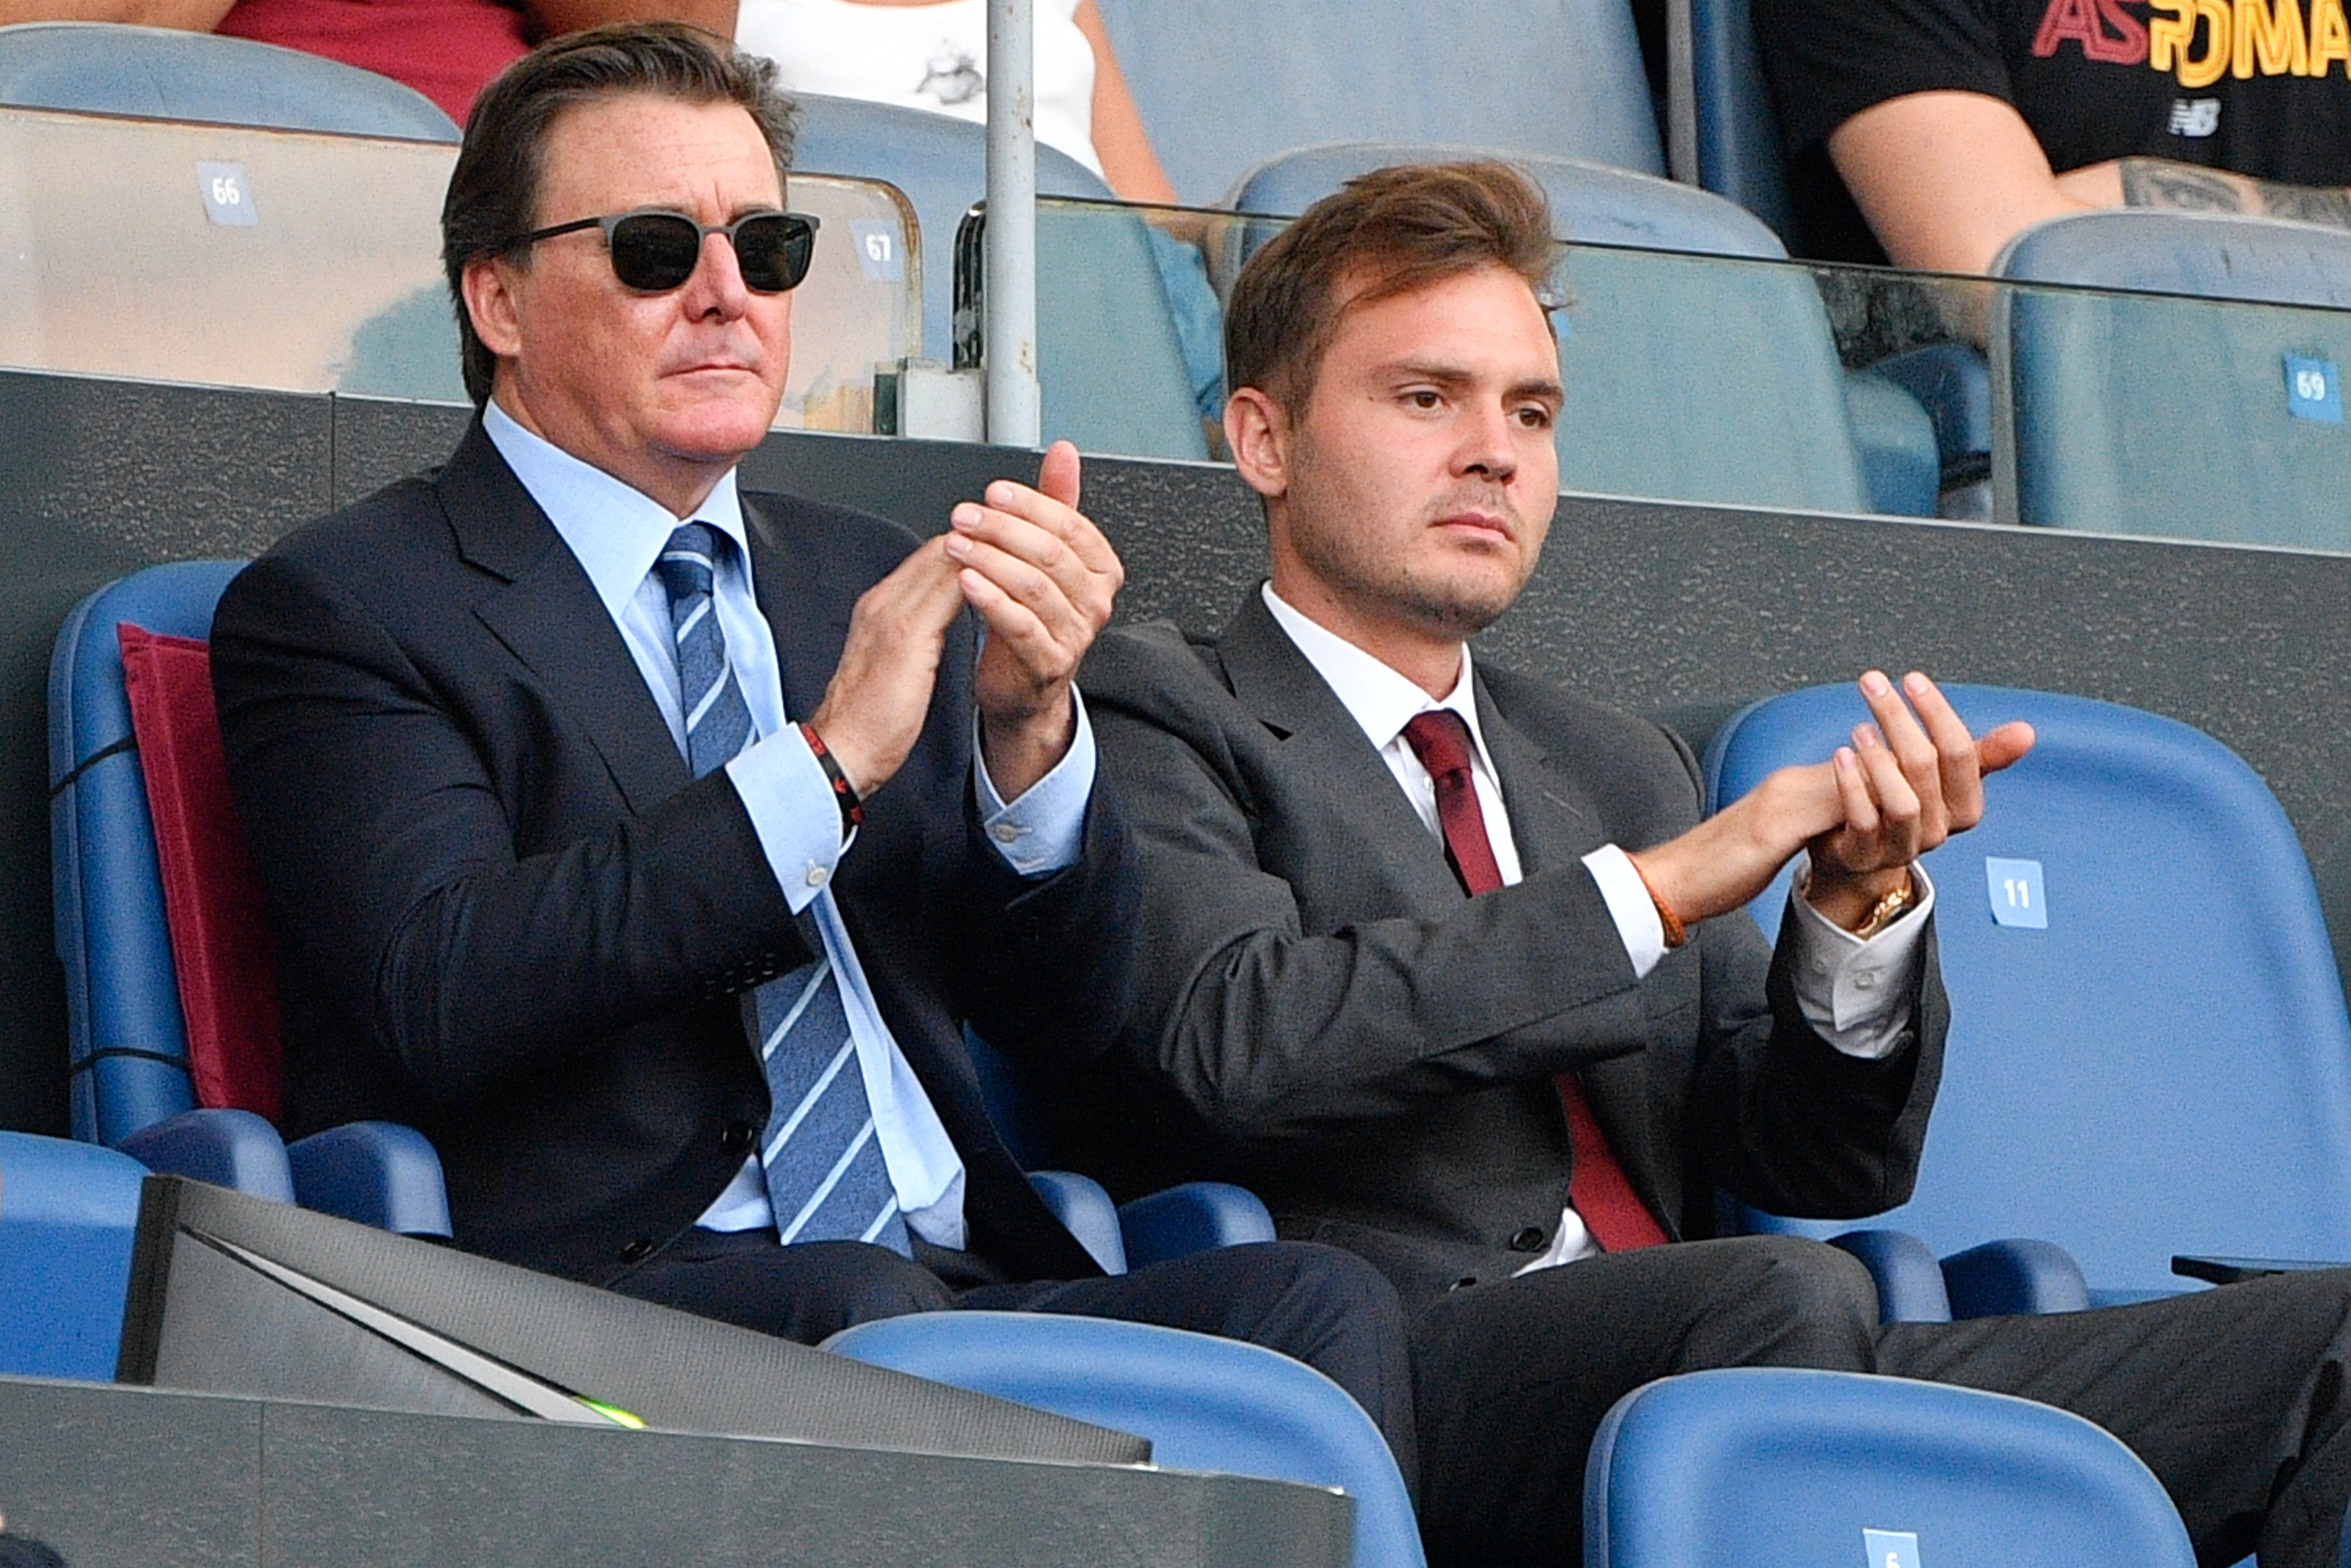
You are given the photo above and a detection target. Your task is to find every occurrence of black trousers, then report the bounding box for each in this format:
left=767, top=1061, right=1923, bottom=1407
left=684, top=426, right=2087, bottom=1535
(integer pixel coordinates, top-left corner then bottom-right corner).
left=610, top=1227, right=1420, bottom=1492
left=1407, top=1235, right=2351, bottom=1567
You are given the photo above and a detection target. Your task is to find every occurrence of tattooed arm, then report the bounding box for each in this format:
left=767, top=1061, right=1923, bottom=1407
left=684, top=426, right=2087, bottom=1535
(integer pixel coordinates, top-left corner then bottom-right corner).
left=1826, top=89, right=2351, bottom=275
left=2105, top=158, right=2351, bottom=228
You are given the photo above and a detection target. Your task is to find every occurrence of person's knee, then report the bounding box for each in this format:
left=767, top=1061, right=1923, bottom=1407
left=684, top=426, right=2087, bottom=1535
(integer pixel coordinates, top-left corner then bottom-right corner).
left=804, top=1240, right=958, bottom=1330
left=1267, top=1241, right=1410, bottom=1326
left=1678, top=1236, right=1879, bottom=1370
left=1744, top=1236, right=1879, bottom=1325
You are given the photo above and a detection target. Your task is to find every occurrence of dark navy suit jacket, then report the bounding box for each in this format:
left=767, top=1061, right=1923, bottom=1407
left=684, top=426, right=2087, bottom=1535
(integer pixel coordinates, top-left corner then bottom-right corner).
left=212, top=420, right=1131, bottom=1288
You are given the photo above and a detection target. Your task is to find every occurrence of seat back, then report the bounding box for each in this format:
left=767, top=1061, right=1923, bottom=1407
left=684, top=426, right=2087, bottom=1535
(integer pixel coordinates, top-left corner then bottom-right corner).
left=829, top=1311, right=1425, bottom=1568
left=0, top=1131, right=148, bottom=1380
left=1553, top=239, right=1870, bottom=514
left=51, top=562, right=254, bottom=1145
left=1991, top=211, right=2351, bottom=543
left=0, top=21, right=461, bottom=140
left=1703, top=683, right=2351, bottom=1294
left=0, top=103, right=913, bottom=425
left=1586, top=1368, right=2195, bottom=1568
left=1686, top=0, right=1794, bottom=239
left=792, top=92, right=1113, bottom=364
left=1225, top=146, right=1894, bottom=516
left=1228, top=143, right=1784, bottom=259
left=1093, top=0, right=1662, bottom=206
left=958, top=199, right=1207, bottom=460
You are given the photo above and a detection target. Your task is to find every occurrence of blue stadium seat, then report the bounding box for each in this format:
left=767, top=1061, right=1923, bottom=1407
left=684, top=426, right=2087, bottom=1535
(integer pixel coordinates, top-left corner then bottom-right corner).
left=1230, top=143, right=1782, bottom=259
left=955, top=199, right=1209, bottom=460
left=793, top=92, right=1206, bottom=458
left=0, top=1131, right=146, bottom=1381
left=1814, top=1228, right=2088, bottom=1322
left=1991, top=211, right=2351, bottom=544
left=1704, top=683, right=2351, bottom=1299
left=1227, top=142, right=1935, bottom=518
left=966, top=1028, right=1275, bottom=1276
left=829, top=1311, right=1424, bottom=1568
left=1686, top=0, right=1795, bottom=240
left=1586, top=1368, right=2195, bottom=1568
left=0, top=21, right=460, bottom=141
left=1093, top=0, right=1662, bottom=207
left=49, top=562, right=451, bottom=1237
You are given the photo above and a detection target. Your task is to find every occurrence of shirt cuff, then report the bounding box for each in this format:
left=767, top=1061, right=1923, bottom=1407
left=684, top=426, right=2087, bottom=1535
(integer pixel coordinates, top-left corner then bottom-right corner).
left=1585, top=844, right=1669, bottom=980
left=726, top=726, right=849, bottom=914
left=972, top=688, right=1096, bottom=878
left=1784, top=857, right=1937, bottom=1061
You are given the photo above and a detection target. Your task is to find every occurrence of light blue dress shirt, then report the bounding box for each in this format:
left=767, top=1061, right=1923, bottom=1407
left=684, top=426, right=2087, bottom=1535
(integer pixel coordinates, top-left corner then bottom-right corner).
left=483, top=403, right=1097, bottom=1249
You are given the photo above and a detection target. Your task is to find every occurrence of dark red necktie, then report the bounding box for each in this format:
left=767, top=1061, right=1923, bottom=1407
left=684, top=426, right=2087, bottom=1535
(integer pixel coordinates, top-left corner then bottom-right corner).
left=1400, top=711, right=1669, bottom=1252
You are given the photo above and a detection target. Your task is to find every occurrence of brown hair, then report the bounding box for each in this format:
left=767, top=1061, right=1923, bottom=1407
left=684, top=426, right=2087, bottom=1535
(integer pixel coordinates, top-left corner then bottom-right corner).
left=440, top=22, right=798, bottom=404
left=1223, top=160, right=1557, bottom=414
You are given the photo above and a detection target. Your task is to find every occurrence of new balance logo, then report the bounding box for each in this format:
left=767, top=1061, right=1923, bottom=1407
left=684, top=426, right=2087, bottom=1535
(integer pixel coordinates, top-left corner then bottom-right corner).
left=2168, top=98, right=2222, bottom=136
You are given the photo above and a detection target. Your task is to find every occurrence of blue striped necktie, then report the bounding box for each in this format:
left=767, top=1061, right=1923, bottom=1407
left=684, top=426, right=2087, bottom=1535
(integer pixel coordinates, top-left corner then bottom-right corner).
left=655, top=523, right=911, bottom=1257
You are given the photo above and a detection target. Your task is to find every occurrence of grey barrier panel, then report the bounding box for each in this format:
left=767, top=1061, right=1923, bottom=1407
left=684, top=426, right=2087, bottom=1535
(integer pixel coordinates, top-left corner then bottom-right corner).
left=1, top=368, right=2349, bottom=1134
left=0, top=1375, right=1352, bottom=1568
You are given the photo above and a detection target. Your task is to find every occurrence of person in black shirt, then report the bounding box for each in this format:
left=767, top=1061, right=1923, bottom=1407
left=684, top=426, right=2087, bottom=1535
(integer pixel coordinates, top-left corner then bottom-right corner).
left=1755, top=0, right=2351, bottom=269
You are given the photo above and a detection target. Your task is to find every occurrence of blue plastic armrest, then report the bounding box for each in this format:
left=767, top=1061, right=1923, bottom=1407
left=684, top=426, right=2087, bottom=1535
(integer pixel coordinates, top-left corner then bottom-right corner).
left=1941, top=1238, right=2091, bottom=1317
left=287, top=1121, right=453, bottom=1237
left=1118, top=1182, right=1276, bottom=1270
left=116, top=1108, right=296, bottom=1202
left=2173, top=1253, right=2351, bottom=1286
left=1830, top=1228, right=1953, bottom=1323
left=1028, top=1169, right=1128, bottom=1274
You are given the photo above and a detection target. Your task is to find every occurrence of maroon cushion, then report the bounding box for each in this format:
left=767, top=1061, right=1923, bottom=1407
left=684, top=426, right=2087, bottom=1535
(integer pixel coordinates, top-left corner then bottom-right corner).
left=118, top=624, right=282, bottom=1122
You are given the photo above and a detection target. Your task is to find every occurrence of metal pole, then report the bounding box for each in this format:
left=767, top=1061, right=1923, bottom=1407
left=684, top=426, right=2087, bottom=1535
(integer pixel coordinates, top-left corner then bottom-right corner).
left=984, top=0, right=1041, bottom=447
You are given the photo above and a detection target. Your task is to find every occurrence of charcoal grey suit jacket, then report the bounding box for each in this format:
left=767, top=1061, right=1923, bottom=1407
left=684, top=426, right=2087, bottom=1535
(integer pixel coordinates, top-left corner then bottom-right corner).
left=1066, top=591, right=1948, bottom=1308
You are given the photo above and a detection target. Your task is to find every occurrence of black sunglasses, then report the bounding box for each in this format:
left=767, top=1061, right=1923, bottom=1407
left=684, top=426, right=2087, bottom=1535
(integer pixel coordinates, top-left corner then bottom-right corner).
left=511, top=208, right=821, bottom=294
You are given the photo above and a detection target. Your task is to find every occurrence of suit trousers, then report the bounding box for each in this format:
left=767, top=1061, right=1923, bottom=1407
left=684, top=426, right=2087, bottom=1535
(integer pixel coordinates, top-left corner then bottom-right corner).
left=1406, top=1234, right=2351, bottom=1567
left=610, top=1227, right=1419, bottom=1489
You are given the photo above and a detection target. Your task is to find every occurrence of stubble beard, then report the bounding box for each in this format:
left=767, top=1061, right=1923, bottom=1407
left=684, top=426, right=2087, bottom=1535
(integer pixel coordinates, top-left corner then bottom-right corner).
left=1285, top=492, right=1529, bottom=643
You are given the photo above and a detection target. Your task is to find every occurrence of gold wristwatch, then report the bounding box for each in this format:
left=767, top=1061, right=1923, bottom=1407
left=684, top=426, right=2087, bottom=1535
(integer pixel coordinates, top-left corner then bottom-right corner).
left=1849, top=874, right=1918, bottom=941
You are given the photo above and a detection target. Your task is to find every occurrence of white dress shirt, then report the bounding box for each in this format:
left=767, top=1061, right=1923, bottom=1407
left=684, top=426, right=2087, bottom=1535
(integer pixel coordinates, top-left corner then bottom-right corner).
left=484, top=404, right=1097, bottom=1249
left=1260, top=584, right=1933, bottom=1270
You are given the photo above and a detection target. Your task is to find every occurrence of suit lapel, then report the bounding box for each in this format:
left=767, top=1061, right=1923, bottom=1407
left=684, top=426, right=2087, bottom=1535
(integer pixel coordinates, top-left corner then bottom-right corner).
left=443, top=421, right=689, bottom=814
left=1217, top=595, right=1466, bottom=912
left=743, top=494, right=856, bottom=717
left=1476, top=695, right=1603, bottom=876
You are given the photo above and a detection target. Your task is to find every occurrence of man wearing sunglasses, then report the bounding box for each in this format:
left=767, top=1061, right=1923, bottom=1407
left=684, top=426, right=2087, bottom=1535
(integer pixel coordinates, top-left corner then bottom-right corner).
left=205, top=22, right=1415, bottom=1455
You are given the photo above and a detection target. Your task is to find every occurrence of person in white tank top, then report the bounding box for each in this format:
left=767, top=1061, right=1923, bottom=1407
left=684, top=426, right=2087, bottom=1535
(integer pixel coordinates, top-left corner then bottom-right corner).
left=734, top=0, right=1178, bottom=203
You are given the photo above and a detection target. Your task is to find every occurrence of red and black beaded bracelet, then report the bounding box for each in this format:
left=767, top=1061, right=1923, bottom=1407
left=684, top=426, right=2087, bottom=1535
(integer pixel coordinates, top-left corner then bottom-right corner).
left=797, top=721, right=865, bottom=833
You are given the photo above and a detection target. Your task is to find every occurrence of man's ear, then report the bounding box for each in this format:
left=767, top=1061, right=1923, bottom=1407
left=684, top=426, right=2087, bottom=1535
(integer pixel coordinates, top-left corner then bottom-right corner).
left=461, top=254, right=525, bottom=360
left=1224, top=386, right=1293, bottom=500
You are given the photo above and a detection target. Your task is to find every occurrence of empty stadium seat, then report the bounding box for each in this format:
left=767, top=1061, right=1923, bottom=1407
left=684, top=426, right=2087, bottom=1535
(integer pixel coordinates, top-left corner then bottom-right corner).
left=960, top=199, right=1207, bottom=460
left=1226, top=143, right=1937, bottom=517
left=792, top=92, right=1118, bottom=363
left=1585, top=1368, right=2195, bottom=1568
left=0, top=1131, right=146, bottom=1381
left=1704, top=683, right=2351, bottom=1299
left=1229, top=143, right=1783, bottom=260
left=1093, top=0, right=1663, bottom=206
left=829, top=1311, right=1425, bottom=1568
left=791, top=94, right=1205, bottom=456
left=0, top=22, right=460, bottom=141
left=51, top=562, right=452, bottom=1236
left=0, top=104, right=913, bottom=429
left=1991, top=211, right=2351, bottom=545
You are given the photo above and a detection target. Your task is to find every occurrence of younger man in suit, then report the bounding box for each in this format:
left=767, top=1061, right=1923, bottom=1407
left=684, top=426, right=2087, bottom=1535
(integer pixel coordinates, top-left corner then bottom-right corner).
left=208, top=22, right=1412, bottom=1458
left=1074, top=159, right=2351, bottom=1564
